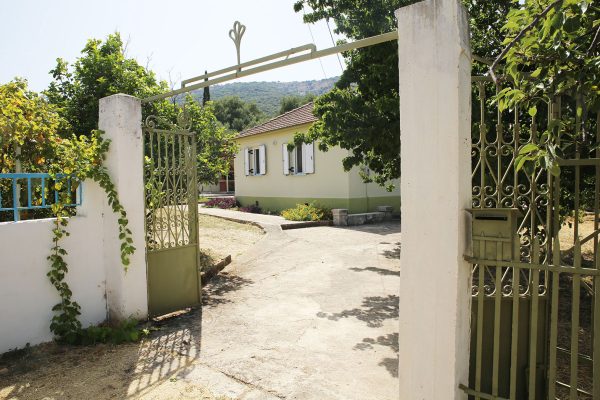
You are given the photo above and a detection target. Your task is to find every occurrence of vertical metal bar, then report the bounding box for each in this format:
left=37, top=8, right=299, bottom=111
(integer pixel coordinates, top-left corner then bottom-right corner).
left=492, top=241, right=503, bottom=397
left=67, top=178, right=72, bottom=205
left=510, top=106, right=522, bottom=400
left=570, top=239, right=581, bottom=399
left=530, top=120, right=538, bottom=262
left=513, top=104, right=520, bottom=209
left=150, top=128, right=158, bottom=249
left=179, top=133, right=187, bottom=245
left=569, top=95, right=582, bottom=399
left=170, top=130, right=177, bottom=246
left=11, top=177, right=19, bottom=222
left=510, top=267, right=521, bottom=399
left=54, top=177, right=59, bottom=205
left=593, top=112, right=600, bottom=400
left=475, top=242, right=486, bottom=400
left=189, top=133, right=198, bottom=246
left=547, top=97, right=561, bottom=399
left=479, top=82, right=486, bottom=210
left=157, top=130, right=165, bottom=249
left=41, top=176, right=46, bottom=207
left=27, top=177, right=32, bottom=208
left=496, top=83, right=503, bottom=208
left=528, top=237, right=540, bottom=400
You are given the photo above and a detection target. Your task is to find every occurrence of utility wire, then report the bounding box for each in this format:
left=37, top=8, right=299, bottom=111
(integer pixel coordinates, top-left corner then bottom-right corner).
left=326, top=18, right=345, bottom=73
left=303, top=10, right=328, bottom=79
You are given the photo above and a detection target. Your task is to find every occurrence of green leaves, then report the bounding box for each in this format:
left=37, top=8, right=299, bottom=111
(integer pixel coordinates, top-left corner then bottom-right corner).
left=515, top=141, right=561, bottom=177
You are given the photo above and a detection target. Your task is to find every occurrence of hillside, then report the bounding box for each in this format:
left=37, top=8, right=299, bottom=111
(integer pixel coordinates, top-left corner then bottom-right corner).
left=193, top=77, right=338, bottom=117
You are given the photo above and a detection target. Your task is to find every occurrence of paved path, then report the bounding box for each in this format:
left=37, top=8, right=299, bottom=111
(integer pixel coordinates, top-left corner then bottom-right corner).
left=191, top=209, right=400, bottom=399
left=198, top=206, right=305, bottom=231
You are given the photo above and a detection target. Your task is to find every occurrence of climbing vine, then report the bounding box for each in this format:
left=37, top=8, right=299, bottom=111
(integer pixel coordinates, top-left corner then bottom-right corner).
left=46, top=130, right=138, bottom=344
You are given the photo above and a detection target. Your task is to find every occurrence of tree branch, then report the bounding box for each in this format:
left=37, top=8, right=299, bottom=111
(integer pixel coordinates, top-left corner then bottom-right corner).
left=489, top=0, right=563, bottom=82
left=587, top=24, right=600, bottom=55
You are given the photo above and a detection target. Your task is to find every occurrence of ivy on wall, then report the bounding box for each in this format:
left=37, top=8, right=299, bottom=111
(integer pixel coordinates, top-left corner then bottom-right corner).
left=46, top=130, right=138, bottom=344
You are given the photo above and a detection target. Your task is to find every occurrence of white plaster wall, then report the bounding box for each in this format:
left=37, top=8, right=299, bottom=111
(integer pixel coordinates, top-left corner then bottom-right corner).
left=0, top=94, right=149, bottom=353
left=234, top=124, right=351, bottom=199
left=234, top=123, right=400, bottom=206
left=99, top=94, right=148, bottom=321
left=0, top=180, right=107, bottom=354
left=396, top=0, right=472, bottom=399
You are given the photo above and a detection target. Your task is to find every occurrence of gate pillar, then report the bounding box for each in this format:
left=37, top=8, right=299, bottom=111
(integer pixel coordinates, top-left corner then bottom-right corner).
left=98, top=94, right=148, bottom=321
left=396, top=1, right=471, bottom=399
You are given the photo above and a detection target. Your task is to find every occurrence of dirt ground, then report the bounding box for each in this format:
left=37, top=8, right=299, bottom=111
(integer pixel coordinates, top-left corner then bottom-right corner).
left=197, top=214, right=264, bottom=262
left=559, top=214, right=597, bottom=263
left=0, top=215, right=263, bottom=400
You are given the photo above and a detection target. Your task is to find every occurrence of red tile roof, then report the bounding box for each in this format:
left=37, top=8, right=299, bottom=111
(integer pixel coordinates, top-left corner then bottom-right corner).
left=237, top=102, right=317, bottom=139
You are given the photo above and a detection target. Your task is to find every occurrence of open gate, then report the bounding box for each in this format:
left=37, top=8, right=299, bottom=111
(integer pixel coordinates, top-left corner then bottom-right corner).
left=464, top=76, right=600, bottom=399
left=143, top=114, right=201, bottom=317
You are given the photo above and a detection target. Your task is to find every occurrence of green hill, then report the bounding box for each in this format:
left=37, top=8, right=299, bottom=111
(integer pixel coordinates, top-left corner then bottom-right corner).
left=193, top=77, right=338, bottom=117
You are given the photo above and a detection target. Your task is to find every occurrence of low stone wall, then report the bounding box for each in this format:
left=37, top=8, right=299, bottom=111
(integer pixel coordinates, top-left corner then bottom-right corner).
left=332, top=206, right=393, bottom=226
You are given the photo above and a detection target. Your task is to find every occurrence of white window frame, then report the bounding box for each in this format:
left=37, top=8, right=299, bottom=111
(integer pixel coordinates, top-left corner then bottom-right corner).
left=283, top=142, right=314, bottom=176
left=244, top=145, right=266, bottom=176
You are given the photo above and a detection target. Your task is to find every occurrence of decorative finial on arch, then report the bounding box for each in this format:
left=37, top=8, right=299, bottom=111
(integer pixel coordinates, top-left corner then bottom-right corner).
left=229, top=21, right=246, bottom=71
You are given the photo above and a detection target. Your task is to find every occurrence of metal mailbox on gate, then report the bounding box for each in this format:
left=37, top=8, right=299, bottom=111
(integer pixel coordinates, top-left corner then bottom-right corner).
left=469, top=208, right=521, bottom=262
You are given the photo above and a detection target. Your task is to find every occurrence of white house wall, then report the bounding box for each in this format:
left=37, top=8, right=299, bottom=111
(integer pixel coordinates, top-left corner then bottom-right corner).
left=234, top=123, right=400, bottom=213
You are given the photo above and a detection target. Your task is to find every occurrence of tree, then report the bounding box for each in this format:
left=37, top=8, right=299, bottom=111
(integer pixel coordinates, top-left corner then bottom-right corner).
left=293, top=0, right=406, bottom=188
left=0, top=79, right=61, bottom=173
left=44, top=32, right=239, bottom=189
left=45, top=32, right=169, bottom=136
left=466, top=0, right=520, bottom=62
left=279, top=94, right=315, bottom=114
left=495, top=0, right=599, bottom=175
left=182, top=96, right=238, bottom=185
left=212, top=96, right=264, bottom=132
left=293, top=0, right=519, bottom=188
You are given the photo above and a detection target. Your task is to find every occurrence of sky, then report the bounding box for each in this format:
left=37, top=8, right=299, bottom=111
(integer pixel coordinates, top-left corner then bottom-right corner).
left=0, top=0, right=346, bottom=92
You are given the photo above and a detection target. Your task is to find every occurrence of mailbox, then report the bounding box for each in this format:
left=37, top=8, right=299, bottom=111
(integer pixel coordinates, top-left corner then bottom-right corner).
left=469, top=208, right=521, bottom=262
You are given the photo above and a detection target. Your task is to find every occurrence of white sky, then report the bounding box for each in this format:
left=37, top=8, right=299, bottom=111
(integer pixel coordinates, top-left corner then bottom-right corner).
left=0, top=0, right=346, bottom=92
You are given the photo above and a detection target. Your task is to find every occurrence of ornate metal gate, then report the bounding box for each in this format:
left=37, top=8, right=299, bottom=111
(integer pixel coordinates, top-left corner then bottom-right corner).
left=143, top=114, right=200, bottom=317
left=462, top=75, right=600, bottom=399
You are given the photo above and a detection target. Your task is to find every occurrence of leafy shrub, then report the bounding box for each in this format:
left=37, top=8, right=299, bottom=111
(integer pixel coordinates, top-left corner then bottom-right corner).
left=204, top=197, right=238, bottom=209
left=281, top=202, right=332, bottom=221
left=239, top=205, right=262, bottom=214
left=61, top=319, right=149, bottom=345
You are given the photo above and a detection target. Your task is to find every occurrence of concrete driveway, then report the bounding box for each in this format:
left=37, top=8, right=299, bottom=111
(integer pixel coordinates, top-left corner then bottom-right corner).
left=192, top=214, right=401, bottom=400
left=0, top=214, right=399, bottom=400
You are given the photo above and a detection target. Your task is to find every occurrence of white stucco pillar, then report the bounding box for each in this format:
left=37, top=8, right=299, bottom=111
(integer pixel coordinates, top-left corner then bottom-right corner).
left=396, top=1, right=472, bottom=399
left=98, top=94, right=148, bottom=321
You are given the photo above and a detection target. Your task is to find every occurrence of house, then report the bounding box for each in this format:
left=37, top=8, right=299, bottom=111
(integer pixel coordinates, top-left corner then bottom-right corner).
left=233, top=102, right=400, bottom=213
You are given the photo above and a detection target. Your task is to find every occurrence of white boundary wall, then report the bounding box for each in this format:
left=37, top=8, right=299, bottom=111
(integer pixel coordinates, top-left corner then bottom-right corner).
left=0, top=181, right=107, bottom=353
left=0, top=94, right=147, bottom=354
left=397, top=1, right=472, bottom=399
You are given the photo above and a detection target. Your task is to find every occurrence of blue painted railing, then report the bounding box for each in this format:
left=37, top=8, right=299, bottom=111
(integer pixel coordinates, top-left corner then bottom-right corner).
left=0, top=173, right=83, bottom=222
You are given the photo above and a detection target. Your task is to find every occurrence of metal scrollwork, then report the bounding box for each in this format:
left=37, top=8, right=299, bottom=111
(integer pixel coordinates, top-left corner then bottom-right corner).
left=229, top=21, right=246, bottom=68
left=470, top=81, right=551, bottom=299
left=143, top=115, right=198, bottom=252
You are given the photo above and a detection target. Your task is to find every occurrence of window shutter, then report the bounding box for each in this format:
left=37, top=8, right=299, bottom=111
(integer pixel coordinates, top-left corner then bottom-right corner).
left=304, top=142, right=314, bottom=174
left=244, top=147, right=250, bottom=176
left=282, top=143, right=289, bottom=175
left=259, top=144, right=266, bottom=175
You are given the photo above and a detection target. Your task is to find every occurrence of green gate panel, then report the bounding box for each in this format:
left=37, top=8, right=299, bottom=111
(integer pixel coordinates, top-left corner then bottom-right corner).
left=147, top=245, right=200, bottom=317
left=143, top=114, right=201, bottom=318
left=469, top=297, right=548, bottom=399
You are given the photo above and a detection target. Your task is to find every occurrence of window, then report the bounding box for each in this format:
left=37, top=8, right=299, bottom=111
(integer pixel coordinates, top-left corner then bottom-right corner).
left=282, top=142, right=314, bottom=175
left=244, top=145, right=266, bottom=176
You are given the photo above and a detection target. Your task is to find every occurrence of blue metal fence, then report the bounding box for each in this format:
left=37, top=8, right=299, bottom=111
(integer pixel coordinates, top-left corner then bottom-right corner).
left=0, top=173, right=83, bottom=222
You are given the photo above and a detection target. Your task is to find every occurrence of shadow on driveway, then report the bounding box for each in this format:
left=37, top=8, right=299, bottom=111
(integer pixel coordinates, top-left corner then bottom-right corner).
left=316, top=294, right=399, bottom=328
